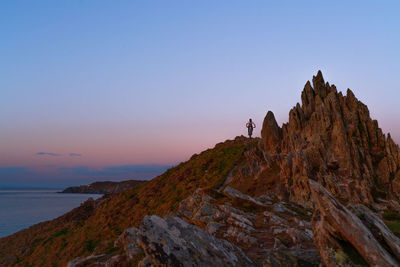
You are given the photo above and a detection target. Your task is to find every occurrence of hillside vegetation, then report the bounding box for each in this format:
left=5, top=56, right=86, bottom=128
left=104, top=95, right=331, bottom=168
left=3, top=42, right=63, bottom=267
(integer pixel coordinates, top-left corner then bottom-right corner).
left=0, top=137, right=251, bottom=266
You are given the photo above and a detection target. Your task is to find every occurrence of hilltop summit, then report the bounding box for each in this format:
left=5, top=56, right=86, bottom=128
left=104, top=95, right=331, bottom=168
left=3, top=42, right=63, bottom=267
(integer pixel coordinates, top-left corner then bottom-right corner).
left=2, top=72, right=400, bottom=266
left=262, top=71, right=400, bottom=207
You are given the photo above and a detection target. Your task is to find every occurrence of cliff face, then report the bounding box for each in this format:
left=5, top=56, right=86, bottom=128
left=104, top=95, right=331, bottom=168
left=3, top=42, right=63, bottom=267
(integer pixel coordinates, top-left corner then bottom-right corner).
left=61, top=180, right=146, bottom=194
left=2, top=72, right=400, bottom=267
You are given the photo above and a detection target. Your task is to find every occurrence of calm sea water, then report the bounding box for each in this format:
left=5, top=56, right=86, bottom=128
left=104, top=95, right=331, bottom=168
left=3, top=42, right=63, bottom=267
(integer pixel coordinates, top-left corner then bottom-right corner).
left=0, top=190, right=101, bottom=238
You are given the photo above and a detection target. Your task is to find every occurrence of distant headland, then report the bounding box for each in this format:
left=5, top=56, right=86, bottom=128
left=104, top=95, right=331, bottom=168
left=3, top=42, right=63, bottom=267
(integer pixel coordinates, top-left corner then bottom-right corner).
left=60, top=180, right=146, bottom=194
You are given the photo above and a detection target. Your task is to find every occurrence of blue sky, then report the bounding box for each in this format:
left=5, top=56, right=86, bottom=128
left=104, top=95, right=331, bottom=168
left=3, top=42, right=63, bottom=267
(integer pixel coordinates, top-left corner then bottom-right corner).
left=1, top=1, right=400, bottom=187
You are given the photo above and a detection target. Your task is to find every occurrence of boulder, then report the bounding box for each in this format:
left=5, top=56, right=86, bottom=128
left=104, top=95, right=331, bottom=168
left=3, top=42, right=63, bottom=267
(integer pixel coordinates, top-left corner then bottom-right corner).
left=137, top=215, right=255, bottom=267
left=350, top=204, right=400, bottom=262
left=310, top=179, right=399, bottom=266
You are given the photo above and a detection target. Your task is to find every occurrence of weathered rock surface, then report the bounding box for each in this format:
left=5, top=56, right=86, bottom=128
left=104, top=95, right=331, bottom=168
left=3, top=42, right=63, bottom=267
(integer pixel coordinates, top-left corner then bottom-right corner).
left=260, top=71, right=400, bottom=208
left=114, top=227, right=142, bottom=259
left=350, top=204, right=400, bottom=262
left=68, top=212, right=257, bottom=267
left=178, top=187, right=320, bottom=266
left=137, top=215, right=255, bottom=267
left=66, top=254, right=106, bottom=267
left=310, top=179, right=399, bottom=266
left=223, top=186, right=266, bottom=207
left=261, top=111, right=282, bottom=154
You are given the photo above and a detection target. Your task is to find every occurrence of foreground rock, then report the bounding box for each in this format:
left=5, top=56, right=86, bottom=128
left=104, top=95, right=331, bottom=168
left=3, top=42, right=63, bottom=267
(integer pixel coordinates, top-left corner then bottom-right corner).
left=178, top=187, right=320, bottom=266
left=350, top=204, right=400, bottom=262
left=138, top=215, right=255, bottom=267
left=66, top=254, right=106, bottom=267
left=67, top=213, right=256, bottom=267
left=61, top=180, right=145, bottom=194
left=310, top=179, right=400, bottom=266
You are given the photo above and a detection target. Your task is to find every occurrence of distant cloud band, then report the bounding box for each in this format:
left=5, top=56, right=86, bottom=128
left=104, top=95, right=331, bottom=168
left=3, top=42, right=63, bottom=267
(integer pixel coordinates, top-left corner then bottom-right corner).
left=36, top=152, right=61, bottom=156
left=0, top=164, right=171, bottom=188
left=36, top=152, right=82, bottom=157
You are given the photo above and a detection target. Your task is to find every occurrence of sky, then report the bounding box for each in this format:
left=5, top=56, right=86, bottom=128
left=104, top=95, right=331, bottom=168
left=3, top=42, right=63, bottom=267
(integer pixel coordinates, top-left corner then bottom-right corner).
left=1, top=1, right=400, bottom=188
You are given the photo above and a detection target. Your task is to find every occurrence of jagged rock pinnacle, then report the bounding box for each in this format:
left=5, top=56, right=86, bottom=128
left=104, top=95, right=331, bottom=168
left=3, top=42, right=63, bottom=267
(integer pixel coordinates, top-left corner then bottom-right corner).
left=261, top=111, right=282, bottom=152
left=312, top=70, right=329, bottom=98
left=261, top=71, right=400, bottom=206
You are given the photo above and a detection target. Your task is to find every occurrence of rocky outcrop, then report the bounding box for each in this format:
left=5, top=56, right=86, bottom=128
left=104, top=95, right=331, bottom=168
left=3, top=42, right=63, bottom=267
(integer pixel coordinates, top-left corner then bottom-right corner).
left=61, top=180, right=145, bottom=194
left=261, top=70, right=400, bottom=207
left=310, top=179, right=399, bottom=266
left=66, top=254, right=106, bottom=267
left=137, top=215, right=255, bottom=267
left=257, top=71, right=400, bottom=266
left=261, top=111, right=282, bottom=153
left=68, top=211, right=257, bottom=267
left=71, top=72, right=400, bottom=266
left=350, top=204, right=400, bottom=262
left=177, top=187, right=319, bottom=266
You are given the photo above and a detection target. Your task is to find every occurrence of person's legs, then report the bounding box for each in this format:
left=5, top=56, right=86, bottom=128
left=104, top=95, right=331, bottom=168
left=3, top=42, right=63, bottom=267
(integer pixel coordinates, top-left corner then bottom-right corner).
left=248, top=127, right=253, bottom=138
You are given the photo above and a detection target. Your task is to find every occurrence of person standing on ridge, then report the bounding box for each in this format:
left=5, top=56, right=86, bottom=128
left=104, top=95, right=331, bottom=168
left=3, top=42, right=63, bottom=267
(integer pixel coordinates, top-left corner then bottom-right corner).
left=246, top=119, right=256, bottom=138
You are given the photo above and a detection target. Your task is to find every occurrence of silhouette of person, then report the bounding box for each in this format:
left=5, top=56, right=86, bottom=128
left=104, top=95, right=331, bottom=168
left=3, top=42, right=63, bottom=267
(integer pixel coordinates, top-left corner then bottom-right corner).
left=246, top=119, right=256, bottom=138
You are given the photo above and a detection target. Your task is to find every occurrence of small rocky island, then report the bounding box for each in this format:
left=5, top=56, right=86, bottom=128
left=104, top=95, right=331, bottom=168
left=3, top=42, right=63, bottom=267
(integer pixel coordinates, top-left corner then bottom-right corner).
left=61, top=180, right=145, bottom=194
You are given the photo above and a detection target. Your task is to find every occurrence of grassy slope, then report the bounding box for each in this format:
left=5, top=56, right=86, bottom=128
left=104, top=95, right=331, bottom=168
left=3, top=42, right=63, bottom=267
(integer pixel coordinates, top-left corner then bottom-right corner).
left=0, top=137, right=255, bottom=267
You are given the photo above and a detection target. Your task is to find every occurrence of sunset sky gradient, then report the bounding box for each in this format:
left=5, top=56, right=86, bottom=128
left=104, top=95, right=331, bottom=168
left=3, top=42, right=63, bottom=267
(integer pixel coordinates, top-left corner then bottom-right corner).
left=1, top=1, right=400, bottom=187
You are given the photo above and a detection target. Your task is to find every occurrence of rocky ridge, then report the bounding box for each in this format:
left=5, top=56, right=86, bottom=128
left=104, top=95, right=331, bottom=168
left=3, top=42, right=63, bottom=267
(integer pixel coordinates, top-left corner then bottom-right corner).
left=2, top=71, right=400, bottom=266
left=94, top=71, right=400, bottom=266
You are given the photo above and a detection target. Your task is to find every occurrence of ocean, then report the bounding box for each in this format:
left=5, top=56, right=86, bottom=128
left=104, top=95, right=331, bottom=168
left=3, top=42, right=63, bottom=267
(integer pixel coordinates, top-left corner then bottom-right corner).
left=0, top=189, right=101, bottom=238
